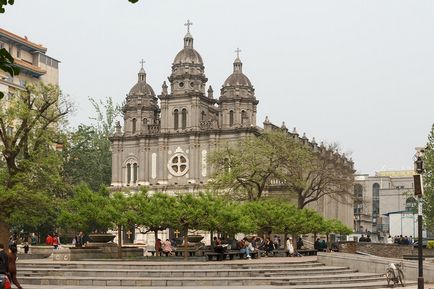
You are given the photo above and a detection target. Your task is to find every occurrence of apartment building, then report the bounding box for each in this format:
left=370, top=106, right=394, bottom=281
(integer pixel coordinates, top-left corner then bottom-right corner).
left=0, top=27, right=59, bottom=99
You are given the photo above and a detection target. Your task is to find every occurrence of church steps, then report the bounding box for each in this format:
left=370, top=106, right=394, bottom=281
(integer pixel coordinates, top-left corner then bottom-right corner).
left=16, top=258, right=411, bottom=287
left=18, top=266, right=356, bottom=278
left=17, top=273, right=388, bottom=287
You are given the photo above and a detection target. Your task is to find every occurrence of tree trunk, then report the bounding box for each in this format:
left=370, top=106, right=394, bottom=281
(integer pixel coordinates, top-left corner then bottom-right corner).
left=154, top=230, right=159, bottom=256
left=283, top=233, right=288, bottom=251
left=183, top=225, right=189, bottom=260
left=0, top=222, right=10, bottom=250
left=117, top=225, right=122, bottom=259
left=210, top=230, right=213, bottom=248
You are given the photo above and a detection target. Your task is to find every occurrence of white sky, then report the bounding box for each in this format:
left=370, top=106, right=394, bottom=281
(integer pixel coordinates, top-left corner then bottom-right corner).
left=2, top=0, right=433, bottom=174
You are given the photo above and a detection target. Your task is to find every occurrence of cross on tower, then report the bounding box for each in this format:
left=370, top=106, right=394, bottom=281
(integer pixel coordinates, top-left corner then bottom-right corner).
left=139, top=59, right=146, bottom=69
left=235, top=48, right=242, bottom=58
left=184, top=20, right=193, bottom=33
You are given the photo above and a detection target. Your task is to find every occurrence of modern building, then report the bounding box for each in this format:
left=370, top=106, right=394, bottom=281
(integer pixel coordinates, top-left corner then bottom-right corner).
left=0, top=27, right=60, bottom=99
left=110, top=24, right=354, bottom=243
left=354, top=170, right=417, bottom=240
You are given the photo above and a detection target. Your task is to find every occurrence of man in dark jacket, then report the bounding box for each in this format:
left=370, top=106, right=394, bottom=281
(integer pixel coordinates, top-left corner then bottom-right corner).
left=0, top=244, right=8, bottom=274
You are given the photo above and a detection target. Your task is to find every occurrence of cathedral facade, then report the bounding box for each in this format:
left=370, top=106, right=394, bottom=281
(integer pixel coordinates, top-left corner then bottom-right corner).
left=110, top=26, right=354, bottom=229
left=111, top=28, right=259, bottom=190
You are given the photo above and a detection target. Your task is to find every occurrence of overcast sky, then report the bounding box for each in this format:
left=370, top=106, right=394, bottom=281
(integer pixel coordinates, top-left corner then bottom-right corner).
left=2, top=0, right=433, bottom=174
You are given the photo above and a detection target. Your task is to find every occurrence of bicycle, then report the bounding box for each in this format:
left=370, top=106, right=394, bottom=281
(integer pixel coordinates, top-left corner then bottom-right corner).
left=385, top=262, right=405, bottom=287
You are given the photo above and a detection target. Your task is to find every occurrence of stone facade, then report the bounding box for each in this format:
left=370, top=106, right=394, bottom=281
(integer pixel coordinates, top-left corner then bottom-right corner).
left=110, top=27, right=354, bottom=233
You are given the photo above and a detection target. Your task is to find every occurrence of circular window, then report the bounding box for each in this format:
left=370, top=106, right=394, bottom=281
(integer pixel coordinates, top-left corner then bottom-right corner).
left=168, top=153, right=189, bottom=176
left=179, top=82, right=184, bottom=88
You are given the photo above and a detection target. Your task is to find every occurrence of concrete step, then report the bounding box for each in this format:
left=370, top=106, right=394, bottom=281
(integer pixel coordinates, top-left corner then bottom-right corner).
left=18, top=266, right=355, bottom=278
left=18, top=273, right=389, bottom=287
left=17, top=260, right=322, bottom=270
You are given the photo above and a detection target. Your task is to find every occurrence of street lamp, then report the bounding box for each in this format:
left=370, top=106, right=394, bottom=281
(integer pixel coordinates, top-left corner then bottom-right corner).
left=413, top=147, right=426, bottom=289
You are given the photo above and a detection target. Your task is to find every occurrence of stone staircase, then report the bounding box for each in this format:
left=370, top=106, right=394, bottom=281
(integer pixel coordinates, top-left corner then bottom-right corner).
left=16, top=257, right=414, bottom=288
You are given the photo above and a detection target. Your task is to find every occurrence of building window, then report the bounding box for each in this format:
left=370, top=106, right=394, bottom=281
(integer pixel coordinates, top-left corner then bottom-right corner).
left=168, top=153, right=189, bottom=176
left=132, top=118, right=137, bottom=133
left=6, top=126, right=13, bottom=136
left=201, top=111, right=206, bottom=121
left=181, top=108, right=187, bottom=129
left=127, top=163, right=131, bottom=185
left=405, top=197, right=417, bottom=212
left=16, top=49, right=21, bottom=58
left=241, top=110, right=247, bottom=125
left=133, top=163, right=138, bottom=183
left=229, top=110, right=234, bottom=127
left=0, top=43, right=4, bottom=49
left=372, top=183, right=380, bottom=217
left=174, top=109, right=179, bottom=130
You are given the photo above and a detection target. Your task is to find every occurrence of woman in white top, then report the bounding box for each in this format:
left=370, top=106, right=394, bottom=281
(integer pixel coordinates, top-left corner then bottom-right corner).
left=286, top=237, right=294, bottom=257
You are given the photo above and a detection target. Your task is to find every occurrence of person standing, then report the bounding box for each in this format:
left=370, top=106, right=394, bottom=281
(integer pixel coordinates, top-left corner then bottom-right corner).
left=45, top=234, right=53, bottom=246
left=286, top=237, right=294, bottom=257
left=0, top=244, right=8, bottom=274
left=7, top=246, right=23, bottom=289
left=52, top=233, right=60, bottom=250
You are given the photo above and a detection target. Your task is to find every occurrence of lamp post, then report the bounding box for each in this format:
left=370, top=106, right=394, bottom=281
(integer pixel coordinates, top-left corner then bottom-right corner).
left=414, top=147, right=425, bottom=289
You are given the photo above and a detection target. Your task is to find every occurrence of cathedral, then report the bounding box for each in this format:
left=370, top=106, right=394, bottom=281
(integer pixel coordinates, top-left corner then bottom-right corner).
left=111, top=23, right=259, bottom=190
left=110, top=23, right=353, bottom=232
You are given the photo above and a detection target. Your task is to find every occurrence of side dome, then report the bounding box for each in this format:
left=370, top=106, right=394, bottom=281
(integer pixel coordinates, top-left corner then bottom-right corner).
left=223, top=72, right=252, bottom=87
left=128, top=67, right=155, bottom=97
left=220, top=56, right=255, bottom=99
left=173, top=32, right=203, bottom=65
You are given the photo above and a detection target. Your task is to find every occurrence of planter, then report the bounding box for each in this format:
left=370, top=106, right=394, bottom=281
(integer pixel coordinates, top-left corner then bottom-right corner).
left=188, top=235, right=204, bottom=243
left=89, top=233, right=116, bottom=243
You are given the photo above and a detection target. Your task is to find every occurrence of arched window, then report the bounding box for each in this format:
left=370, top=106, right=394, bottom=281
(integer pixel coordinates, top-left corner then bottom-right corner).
left=132, top=118, right=137, bottom=133
left=405, top=197, right=417, bottom=212
left=133, top=163, right=138, bottom=183
left=174, top=109, right=179, bottom=130
left=127, top=163, right=131, bottom=185
left=201, top=111, right=206, bottom=121
left=372, top=183, right=380, bottom=217
left=241, top=110, right=247, bottom=125
left=229, top=110, right=234, bottom=127
left=181, top=108, right=187, bottom=129
left=143, top=118, right=148, bottom=126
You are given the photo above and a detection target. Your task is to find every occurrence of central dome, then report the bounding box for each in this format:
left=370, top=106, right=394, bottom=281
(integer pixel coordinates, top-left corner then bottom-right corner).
left=173, top=48, right=203, bottom=65
left=173, top=32, right=203, bottom=65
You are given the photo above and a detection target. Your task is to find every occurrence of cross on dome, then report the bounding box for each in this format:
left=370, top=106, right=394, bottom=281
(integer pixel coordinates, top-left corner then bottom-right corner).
left=139, top=59, right=146, bottom=69
left=235, top=48, right=242, bottom=58
left=184, top=20, right=193, bottom=33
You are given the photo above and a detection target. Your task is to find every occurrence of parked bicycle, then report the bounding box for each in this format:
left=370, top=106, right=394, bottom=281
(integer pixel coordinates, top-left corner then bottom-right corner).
left=385, top=262, right=405, bottom=287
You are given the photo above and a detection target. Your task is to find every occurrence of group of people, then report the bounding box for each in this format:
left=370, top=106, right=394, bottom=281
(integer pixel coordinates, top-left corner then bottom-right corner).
left=45, top=233, right=60, bottom=249
left=0, top=240, right=23, bottom=289
left=358, top=234, right=372, bottom=242
left=387, top=235, right=414, bottom=245
left=314, top=238, right=328, bottom=251
left=212, top=235, right=304, bottom=259
left=155, top=238, right=174, bottom=256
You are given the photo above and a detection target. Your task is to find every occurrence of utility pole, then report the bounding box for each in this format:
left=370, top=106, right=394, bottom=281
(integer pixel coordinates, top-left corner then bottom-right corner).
left=414, top=147, right=425, bottom=289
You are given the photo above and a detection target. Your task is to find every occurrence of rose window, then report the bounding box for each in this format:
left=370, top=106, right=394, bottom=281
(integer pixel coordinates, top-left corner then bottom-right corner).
left=168, top=153, right=189, bottom=176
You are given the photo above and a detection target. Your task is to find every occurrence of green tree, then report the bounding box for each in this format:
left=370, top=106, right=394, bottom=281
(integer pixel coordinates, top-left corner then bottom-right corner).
left=424, top=124, right=434, bottom=231
left=63, top=97, right=120, bottom=190
left=172, top=193, right=209, bottom=259
left=0, top=83, right=70, bottom=247
left=132, top=191, right=177, bottom=252
left=57, top=185, right=113, bottom=234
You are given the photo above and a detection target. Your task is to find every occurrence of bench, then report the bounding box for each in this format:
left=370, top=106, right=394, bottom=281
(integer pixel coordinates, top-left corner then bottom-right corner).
left=205, top=250, right=259, bottom=261
left=298, top=249, right=317, bottom=256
